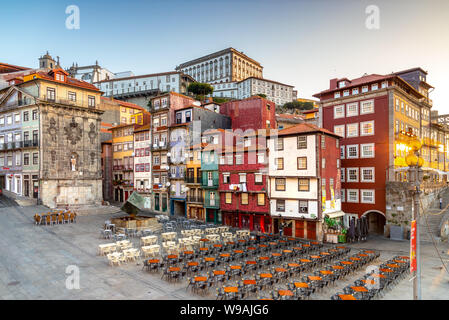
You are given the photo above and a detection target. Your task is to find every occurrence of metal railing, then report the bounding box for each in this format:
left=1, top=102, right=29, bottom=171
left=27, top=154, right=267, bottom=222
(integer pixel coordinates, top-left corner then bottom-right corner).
left=187, top=196, right=204, bottom=203
left=0, top=139, right=39, bottom=150
left=185, top=176, right=202, bottom=184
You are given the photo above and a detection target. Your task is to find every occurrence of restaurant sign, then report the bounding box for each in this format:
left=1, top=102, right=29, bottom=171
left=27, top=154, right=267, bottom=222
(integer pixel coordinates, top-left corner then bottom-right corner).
left=410, top=220, right=417, bottom=273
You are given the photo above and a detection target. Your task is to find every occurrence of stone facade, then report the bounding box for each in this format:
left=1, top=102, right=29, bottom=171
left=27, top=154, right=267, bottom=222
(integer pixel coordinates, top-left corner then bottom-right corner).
left=39, top=103, right=103, bottom=208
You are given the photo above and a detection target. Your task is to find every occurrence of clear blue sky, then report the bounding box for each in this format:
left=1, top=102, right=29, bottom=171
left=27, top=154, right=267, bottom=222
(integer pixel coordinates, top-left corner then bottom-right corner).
left=2, top=0, right=448, bottom=112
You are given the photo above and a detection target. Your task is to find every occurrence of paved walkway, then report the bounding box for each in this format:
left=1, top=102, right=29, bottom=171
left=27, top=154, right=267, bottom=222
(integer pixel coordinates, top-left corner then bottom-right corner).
left=0, top=202, right=448, bottom=300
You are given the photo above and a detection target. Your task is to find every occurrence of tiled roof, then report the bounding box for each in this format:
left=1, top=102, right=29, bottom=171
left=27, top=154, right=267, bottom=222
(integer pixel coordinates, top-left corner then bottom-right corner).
left=100, top=96, right=146, bottom=111
left=34, top=70, right=100, bottom=91
left=277, top=123, right=341, bottom=138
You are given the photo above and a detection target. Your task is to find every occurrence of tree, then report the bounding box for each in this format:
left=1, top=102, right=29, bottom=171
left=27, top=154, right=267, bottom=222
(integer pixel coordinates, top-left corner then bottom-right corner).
left=256, top=93, right=267, bottom=98
left=279, top=100, right=315, bottom=114
left=187, top=82, right=214, bottom=96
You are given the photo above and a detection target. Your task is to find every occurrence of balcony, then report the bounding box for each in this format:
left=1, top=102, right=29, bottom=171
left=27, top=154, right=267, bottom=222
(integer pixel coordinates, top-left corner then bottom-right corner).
left=123, top=165, right=133, bottom=171
left=168, top=172, right=185, bottom=179
left=187, top=196, right=204, bottom=203
left=41, top=95, right=99, bottom=109
left=0, top=140, right=39, bottom=151
left=113, top=165, right=124, bottom=171
left=185, top=176, right=202, bottom=184
left=201, top=178, right=219, bottom=189
left=4, top=97, right=35, bottom=110
left=151, top=141, right=168, bottom=150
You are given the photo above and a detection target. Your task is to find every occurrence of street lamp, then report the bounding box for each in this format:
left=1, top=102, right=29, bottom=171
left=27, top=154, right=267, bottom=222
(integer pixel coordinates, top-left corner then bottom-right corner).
left=404, top=131, right=423, bottom=300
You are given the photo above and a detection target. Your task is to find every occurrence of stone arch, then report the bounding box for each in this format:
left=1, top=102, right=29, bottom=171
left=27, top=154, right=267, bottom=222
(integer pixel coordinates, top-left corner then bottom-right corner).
left=362, top=210, right=386, bottom=235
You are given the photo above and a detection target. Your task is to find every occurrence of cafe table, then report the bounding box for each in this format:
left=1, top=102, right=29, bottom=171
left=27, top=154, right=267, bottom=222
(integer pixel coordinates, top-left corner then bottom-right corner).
left=213, top=244, right=223, bottom=248
left=332, top=265, right=344, bottom=270
left=336, top=246, right=346, bottom=249
left=205, top=257, right=215, bottom=262
left=243, top=279, right=256, bottom=285
left=220, top=253, right=231, bottom=258
left=340, top=261, right=353, bottom=265
left=358, top=253, right=369, bottom=257
left=350, top=257, right=361, bottom=261
left=320, top=270, right=334, bottom=275
left=380, top=268, right=393, bottom=273
left=259, top=256, right=270, bottom=260
left=310, top=255, right=321, bottom=259
left=308, top=276, right=322, bottom=281
left=320, top=252, right=330, bottom=255
left=187, top=261, right=198, bottom=266
left=394, top=259, right=407, bottom=264
left=364, top=250, right=375, bottom=254
left=230, top=265, right=242, bottom=270
left=213, top=270, right=226, bottom=276
left=224, top=286, right=238, bottom=293
left=194, top=276, right=207, bottom=282
left=278, top=290, right=293, bottom=297
left=398, top=256, right=410, bottom=260
left=247, top=247, right=257, bottom=251
left=275, top=267, right=287, bottom=273
left=339, top=294, right=357, bottom=300
left=246, top=260, right=257, bottom=265
left=272, top=253, right=282, bottom=257
left=361, top=279, right=376, bottom=286
left=371, top=273, right=387, bottom=279
left=234, top=250, right=244, bottom=254
left=260, top=273, right=273, bottom=278
left=300, top=259, right=311, bottom=263
left=294, top=282, right=309, bottom=288
left=386, top=263, right=400, bottom=268
left=351, top=286, right=368, bottom=292
left=169, top=267, right=181, bottom=272
left=288, top=263, right=300, bottom=268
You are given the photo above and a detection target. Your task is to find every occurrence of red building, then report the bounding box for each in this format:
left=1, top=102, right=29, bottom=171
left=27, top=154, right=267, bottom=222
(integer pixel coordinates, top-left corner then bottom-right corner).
left=220, top=96, right=277, bottom=131
left=314, top=71, right=431, bottom=235
left=219, top=136, right=271, bottom=232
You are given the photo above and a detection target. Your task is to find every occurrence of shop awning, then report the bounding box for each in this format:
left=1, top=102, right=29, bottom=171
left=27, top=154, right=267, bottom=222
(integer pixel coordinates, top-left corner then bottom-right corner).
left=325, top=211, right=345, bottom=219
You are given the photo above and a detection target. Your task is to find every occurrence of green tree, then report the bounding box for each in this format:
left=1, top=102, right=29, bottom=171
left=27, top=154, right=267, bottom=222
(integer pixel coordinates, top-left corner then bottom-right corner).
left=187, top=82, right=214, bottom=96
left=256, top=93, right=267, bottom=98
left=282, top=100, right=315, bottom=112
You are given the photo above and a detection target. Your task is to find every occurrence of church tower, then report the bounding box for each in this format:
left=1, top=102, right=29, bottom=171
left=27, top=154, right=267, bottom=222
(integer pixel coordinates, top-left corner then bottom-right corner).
left=39, top=51, right=56, bottom=69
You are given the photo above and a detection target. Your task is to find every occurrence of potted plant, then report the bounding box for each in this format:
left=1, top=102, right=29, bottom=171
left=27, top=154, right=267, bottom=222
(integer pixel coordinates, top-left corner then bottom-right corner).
left=338, top=228, right=347, bottom=243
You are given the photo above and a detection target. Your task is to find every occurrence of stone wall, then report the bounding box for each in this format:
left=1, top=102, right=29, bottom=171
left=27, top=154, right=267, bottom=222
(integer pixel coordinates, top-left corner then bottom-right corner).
left=386, top=181, right=442, bottom=238
left=39, top=103, right=103, bottom=208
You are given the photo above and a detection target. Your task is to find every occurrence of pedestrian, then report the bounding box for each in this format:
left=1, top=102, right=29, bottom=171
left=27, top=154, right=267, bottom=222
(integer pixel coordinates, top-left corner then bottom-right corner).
left=440, top=197, right=443, bottom=210
left=279, top=221, right=284, bottom=238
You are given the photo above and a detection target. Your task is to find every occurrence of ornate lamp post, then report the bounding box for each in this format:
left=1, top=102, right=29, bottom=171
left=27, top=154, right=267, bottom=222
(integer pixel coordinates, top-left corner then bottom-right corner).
left=404, top=131, right=423, bottom=300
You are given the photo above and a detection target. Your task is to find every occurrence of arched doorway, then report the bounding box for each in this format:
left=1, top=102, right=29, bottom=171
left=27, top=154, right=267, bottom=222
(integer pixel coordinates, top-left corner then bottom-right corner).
left=362, top=211, right=386, bottom=235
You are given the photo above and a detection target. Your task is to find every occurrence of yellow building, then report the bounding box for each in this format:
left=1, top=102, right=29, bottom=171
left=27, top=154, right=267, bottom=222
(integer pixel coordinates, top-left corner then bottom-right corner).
left=185, top=143, right=205, bottom=221
left=110, top=123, right=136, bottom=203
left=100, top=97, right=146, bottom=125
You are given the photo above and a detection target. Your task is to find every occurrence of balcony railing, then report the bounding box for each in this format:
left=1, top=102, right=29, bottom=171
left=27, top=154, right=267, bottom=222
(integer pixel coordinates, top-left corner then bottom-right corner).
left=151, top=141, right=168, bottom=150
left=0, top=139, right=39, bottom=151
left=187, top=196, right=204, bottom=203
left=201, top=178, right=219, bottom=188
left=185, top=176, right=202, bottom=184
left=113, top=165, right=124, bottom=171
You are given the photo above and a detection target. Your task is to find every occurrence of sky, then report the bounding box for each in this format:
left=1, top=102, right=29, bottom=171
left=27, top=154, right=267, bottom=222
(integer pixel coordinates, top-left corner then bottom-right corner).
left=1, top=0, right=449, bottom=113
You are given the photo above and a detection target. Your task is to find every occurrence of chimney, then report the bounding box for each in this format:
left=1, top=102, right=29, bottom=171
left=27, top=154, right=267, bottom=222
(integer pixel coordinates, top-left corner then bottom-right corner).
left=329, top=78, right=338, bottom=90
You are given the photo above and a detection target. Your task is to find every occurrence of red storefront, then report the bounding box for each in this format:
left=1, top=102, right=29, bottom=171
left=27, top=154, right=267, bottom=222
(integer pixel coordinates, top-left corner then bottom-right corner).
left=219, top=144, right=271, bottom=233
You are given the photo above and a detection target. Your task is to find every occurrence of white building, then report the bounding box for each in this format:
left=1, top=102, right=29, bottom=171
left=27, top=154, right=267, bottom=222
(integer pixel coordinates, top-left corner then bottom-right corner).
left=176, top=47, right=263, bottom=84
left=238, top=77, right=294, bottom=106
left=267, top=123, right=342, bottom=241
left=133, top=124, right=152, bottom=207
left=93, top=71, right=194, bottom=98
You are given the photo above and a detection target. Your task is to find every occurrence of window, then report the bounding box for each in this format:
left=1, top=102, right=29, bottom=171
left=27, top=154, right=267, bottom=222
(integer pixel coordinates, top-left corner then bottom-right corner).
left=346, top=123, right=358, bottom=137
left=32, top=152, right=38, bottom=165
left=46, top=87, right=55, bottom=101
left=395, top=99, right=400, bottom=112
left=257, top=153, right=265, bottom=164
left=341, top=168, right=345, bottom=182
left=0, top=117, right=4, bottom=125
left=360, top=100, right=374, bottom=114
left=347, top=189, right=359, bottom=203
left=360, top=143, right=375, bottom=158
left=361, top=189, right=375, bottom=203
left=68, top=91, right=76, bottom=102
left=334, top=105, right=345, bottom=119
left=297, top=136, right=307, bottom=149
left=7, top=156, right=12, bottom=166
left=223, top=173, right=230, bottom=184
left=235, top=154, right=243, bottom=165
left=298, top=178, right=310, bottom=191
left=23, top=112, right=29, bottom=122
left=352, top=88, right=359, bottom=95
left=276, top=137, right=284, bottom=150
left=88, top=96, right=96, bottom=108
left=226, top=155, right=233, bottom=165
left=299, top=201, right=308, bottom=213
left=361, top=121, right=374, bottom=136
left=297, top=157, right=307, bottom=170
left=276, top=200, right=285, bottom=212
left=343, top=90, right=349, bottom=97
left=241, top=193, right=248, bottom=205
left=371, top=83, right=378, bottom=90
left=337, top=159, right=340, bottom=168
left=225, top=192, right=232, bottom=204
left=361, top=167, right=375, bottom=182
left=322, top=158, right=326, bottom=169
left=7, top=115, right=12, bottom=125
left=347, top=168, right=359, bottom=182
left=381, top=81, right=388, bottom=88
left=334, top=125, right=345, bottom=138
left=257, top=193, right=265, bottom=206
left=23, top=153, right=29, bottom=166
left=275, top=178, right=286, bottom=191
left=340, top=146, right=345, bottom=159
left=347, top=145, right=359, bottom=159
left=254, top=173, right=263, bottom=185
left=362, top=86, right=368, bottom=93
left=346, top=103, right=358, bottom=117
left=321, top=136, right=326, bottom=149
left=239, top=173, right=246, bottom=183
left=276, top=158, right=284, bottom=170
left=334, top=92, right=341, bottom=98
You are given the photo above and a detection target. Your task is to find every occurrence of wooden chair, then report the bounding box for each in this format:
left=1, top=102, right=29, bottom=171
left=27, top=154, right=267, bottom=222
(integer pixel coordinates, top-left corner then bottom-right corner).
left=58, top=214, right=64, bottom=225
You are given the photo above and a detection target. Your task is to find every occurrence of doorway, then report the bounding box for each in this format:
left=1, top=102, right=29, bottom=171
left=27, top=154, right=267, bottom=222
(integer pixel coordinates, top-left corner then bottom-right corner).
left=365, top=211, right=386, bottom=235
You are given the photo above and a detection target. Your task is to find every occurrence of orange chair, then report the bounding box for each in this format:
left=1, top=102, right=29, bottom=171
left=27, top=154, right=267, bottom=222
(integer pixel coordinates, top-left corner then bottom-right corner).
left=46, top=215, right=51, bottom=226
left=34, top=214, right=41, bottom=225
left=58, top=214, right=63, bottom=224
left=63, top=213, right=70, bottom=224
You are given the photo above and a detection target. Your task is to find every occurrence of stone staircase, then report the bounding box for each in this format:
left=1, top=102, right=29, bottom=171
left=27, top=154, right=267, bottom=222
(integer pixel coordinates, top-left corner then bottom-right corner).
left=419, top=187, right=449, bottom=243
